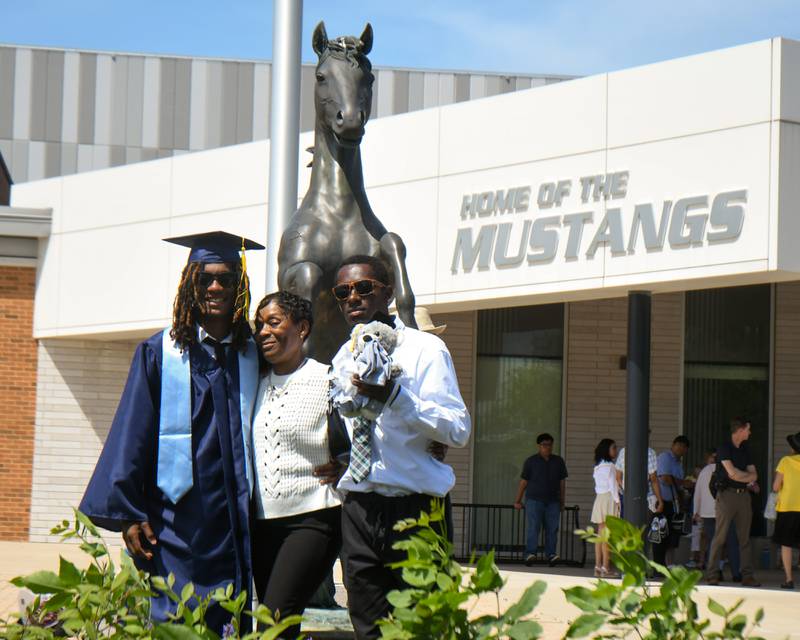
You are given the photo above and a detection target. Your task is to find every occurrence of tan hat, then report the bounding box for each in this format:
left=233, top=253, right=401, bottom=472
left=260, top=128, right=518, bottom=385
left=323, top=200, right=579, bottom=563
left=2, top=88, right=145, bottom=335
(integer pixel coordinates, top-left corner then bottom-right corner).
left=414, top=307, right=447, bottom=335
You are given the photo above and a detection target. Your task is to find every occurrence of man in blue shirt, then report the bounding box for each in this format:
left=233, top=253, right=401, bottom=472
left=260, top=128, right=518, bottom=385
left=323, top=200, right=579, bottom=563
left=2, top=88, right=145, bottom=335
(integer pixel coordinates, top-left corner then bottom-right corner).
left=654, top=435, right=691, bottom=567
left=513, top=433, right=569, bottom=566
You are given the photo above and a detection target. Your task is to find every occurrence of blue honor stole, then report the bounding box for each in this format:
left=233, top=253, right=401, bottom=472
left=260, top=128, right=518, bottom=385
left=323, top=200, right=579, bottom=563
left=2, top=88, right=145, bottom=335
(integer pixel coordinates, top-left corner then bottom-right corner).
left=157, top=329, right=259, bottom=504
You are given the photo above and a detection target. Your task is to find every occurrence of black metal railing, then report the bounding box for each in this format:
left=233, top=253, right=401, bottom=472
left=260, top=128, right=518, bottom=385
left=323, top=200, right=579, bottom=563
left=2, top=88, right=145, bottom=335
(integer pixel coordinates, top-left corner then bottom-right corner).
left=450, top=503, right=586, bottom=566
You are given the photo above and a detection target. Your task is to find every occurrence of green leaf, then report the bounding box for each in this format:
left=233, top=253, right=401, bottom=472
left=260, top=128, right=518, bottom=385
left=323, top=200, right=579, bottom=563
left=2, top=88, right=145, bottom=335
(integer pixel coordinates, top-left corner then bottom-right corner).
left=755, top=607, right=764, bottom=623
left=563, top=586, right=596, bottom=613
left=565, top=613, right=606, bottom=638
left=180, top=582, right=195, bottom=603
left=58, top=556, right=82, bottom=587
left=41, top=591, right=72, bottom=611
left=707, top=597, right=727, bottom=618
left=74, top=509, right=101, bottom=538
left=153, top=623, right=206, bottom=640
left=259, top=615, right=303, bottom=640
left=507, top=619, right=543, bottom=639
left=504, top=581, right=546, bottom=621
left=10, top=571, right=65, bottom=594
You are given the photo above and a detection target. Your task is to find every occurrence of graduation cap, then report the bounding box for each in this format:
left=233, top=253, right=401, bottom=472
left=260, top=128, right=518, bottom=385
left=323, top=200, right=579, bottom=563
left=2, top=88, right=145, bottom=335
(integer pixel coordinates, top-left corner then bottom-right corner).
left=164, top=230, right=265, bottom=320
left=163, top=230, right=265, bottom=264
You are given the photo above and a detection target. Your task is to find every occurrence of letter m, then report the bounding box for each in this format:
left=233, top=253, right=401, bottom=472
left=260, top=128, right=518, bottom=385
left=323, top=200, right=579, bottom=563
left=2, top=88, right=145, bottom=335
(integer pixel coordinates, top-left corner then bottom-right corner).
left=451, top=225, right=497, bottom=273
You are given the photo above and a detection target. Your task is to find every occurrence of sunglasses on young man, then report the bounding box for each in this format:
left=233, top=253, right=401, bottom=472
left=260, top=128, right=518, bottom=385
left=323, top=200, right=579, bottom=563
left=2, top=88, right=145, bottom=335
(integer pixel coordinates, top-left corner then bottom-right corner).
left=198, top=271, right=238, bottom=289
left=331, top=278, right=386, bottom=301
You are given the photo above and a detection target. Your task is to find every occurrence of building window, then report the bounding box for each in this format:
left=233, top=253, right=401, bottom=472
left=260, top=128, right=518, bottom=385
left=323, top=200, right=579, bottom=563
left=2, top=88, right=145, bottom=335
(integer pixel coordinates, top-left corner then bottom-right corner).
left=683, top=284, right=770, bottom=534
left=473, top=304, right=564, bottom=505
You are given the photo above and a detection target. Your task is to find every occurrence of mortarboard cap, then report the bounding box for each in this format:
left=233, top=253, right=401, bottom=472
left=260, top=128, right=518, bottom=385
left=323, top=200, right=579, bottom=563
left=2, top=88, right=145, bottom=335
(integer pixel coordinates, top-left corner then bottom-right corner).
left=163, top=230, right=265, bottom=264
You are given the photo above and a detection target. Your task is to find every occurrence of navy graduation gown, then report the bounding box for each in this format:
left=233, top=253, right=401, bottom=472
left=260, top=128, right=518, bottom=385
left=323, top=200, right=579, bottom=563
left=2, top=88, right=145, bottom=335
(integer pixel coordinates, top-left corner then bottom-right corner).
left=79, top=331, right=252, bottom=632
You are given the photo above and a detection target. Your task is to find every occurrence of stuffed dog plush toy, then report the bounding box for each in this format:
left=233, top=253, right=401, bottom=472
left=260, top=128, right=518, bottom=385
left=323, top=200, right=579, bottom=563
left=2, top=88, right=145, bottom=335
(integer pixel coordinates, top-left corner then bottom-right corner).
left=331, top=319, right=403, bottom=420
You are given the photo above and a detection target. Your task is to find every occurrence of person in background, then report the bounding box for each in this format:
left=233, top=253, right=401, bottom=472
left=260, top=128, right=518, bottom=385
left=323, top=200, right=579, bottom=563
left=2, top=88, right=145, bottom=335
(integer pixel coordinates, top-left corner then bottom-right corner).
left=655, top=435, right=690, bottom=567
left=705, top=418, right=760, bottom=587
left=772, top=431, right=800, bottom=589
left=615, top=443, right=664, bottom=516
left=591, top=438, right=622, bottom=578
left=513, top=433, right=569, bottom=566
left=694, top=449, right=740, bottom=578
left=250, top=292, right=345, bottom=637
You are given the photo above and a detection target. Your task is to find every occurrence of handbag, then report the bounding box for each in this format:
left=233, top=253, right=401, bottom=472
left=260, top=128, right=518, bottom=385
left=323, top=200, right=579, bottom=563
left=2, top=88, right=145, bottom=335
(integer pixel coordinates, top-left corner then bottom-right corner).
left=669, top=486, right=692, bottom=535
left=647, top=514, right=669, bottom=544
left=764, top=491, right=778, bottom=521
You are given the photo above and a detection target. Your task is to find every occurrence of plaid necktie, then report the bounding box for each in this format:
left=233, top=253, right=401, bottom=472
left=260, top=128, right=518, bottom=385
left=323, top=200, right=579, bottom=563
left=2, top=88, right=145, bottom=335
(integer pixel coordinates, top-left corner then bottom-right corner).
left=349, top=416, right=372, bottom=483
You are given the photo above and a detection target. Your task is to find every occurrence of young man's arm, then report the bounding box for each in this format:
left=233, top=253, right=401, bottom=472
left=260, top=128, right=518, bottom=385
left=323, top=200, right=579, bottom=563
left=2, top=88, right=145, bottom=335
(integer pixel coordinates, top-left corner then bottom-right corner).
left=514, top=479, right=528, bottom=509
left=720, top=460, right=757, bottom=484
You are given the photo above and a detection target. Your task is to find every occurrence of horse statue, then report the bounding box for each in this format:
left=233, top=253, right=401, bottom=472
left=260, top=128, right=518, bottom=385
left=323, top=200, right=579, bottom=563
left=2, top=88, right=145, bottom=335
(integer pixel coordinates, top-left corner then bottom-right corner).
left=278, top=21, right=417, bottom=363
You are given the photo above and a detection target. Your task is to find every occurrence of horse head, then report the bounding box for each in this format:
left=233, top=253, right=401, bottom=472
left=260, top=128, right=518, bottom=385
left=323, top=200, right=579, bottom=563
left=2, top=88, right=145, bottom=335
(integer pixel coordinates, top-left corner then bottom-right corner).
left=312, top=21, right=374, bottom=148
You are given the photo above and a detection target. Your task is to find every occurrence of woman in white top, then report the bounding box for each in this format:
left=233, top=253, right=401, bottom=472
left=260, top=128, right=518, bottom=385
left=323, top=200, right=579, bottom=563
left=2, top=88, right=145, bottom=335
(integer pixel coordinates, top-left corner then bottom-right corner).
left=591, top=438, right=622, bottom=578
left=250, top=291, right=343, bottom=636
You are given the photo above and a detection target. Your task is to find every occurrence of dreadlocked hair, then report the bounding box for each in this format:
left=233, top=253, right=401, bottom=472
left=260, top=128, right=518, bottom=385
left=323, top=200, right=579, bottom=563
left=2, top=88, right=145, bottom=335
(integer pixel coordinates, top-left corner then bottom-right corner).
left=170, top=262, right=252, bottom=352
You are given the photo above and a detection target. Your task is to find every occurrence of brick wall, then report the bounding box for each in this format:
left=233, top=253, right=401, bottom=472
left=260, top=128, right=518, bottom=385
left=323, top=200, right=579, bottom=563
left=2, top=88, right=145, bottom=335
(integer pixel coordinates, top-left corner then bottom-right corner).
left=563, top=294, right=683, bottom=524
left=0, top=265, right=37, bottom=540
left=773, top=282, right=800, bottom=469
left=30, top=338, right=136, bottom=542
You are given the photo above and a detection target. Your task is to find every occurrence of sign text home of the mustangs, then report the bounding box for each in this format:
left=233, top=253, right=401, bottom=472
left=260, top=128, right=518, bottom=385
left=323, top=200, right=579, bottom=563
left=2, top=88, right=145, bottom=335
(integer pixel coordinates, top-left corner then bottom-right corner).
left=450, top=171, right=746, bottom=273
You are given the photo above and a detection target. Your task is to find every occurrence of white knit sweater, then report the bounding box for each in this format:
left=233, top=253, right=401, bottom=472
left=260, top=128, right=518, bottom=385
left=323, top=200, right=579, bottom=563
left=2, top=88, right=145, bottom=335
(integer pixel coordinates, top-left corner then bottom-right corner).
left=252, top=358, right=341, bottom=519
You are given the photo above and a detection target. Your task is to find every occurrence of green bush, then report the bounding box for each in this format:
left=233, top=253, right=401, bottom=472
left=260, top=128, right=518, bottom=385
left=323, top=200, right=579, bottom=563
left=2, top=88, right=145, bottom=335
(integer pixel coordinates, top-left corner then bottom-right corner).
left=0, top=510, right=301, bottom=640
left=380, top=503, right=769, bottom=640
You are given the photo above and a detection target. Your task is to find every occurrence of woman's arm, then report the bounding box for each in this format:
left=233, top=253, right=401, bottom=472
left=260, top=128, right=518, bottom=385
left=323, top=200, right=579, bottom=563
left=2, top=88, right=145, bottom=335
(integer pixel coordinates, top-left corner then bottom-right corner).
left=773, top=471, right=784, bottom=493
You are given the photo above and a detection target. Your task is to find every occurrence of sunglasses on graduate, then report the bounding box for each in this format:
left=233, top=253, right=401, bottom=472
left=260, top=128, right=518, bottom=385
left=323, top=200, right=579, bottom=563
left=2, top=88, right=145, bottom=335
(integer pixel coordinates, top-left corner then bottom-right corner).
left=331, top=278, right=386, bottom=301
left=198, top=271, right=238, bottom=289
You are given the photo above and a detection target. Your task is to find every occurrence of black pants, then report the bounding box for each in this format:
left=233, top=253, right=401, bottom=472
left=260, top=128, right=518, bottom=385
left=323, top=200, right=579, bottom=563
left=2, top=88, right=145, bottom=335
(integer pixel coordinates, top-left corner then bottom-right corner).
left=652, top=500, right=681, bottom=566
left=252, top=506, right=342, bottom=638
left=341, top=491, right=444, bottom=640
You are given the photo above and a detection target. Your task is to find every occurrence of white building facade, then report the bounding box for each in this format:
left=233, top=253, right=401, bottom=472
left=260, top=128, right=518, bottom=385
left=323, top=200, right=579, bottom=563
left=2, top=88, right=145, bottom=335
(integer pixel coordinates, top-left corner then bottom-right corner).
left=10, top=39, right=800, bottom=557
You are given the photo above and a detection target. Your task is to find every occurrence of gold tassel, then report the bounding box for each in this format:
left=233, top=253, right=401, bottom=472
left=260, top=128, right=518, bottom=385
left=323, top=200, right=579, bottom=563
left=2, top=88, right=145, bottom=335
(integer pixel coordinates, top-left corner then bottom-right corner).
left=237, top=237, right=250, bottom=321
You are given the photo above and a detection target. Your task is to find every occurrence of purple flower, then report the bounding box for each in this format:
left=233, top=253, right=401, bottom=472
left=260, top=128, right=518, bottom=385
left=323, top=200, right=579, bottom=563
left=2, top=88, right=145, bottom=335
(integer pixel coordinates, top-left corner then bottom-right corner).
left=222, top=622, right=236, bottom=638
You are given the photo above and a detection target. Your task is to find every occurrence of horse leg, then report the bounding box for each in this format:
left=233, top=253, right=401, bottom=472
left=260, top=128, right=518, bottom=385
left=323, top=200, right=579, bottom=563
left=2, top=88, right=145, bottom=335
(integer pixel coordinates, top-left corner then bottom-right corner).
left=380, top=232, right=417, bottom=329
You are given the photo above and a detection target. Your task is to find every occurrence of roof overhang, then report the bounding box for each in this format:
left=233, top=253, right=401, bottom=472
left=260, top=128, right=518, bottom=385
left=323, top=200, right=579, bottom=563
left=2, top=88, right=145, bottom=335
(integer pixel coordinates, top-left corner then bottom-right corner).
left=0, top=206, right=53, bottom=238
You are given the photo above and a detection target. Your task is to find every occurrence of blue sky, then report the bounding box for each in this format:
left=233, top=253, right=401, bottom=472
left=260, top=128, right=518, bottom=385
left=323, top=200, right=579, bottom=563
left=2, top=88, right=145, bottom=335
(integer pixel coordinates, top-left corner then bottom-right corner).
left=1, top=0, right=799, bottom=76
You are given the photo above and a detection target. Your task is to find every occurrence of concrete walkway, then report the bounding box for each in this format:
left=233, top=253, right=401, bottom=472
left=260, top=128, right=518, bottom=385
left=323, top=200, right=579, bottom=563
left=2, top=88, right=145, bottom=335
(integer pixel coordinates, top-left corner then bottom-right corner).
left=1, top=541, right=798, bottom=638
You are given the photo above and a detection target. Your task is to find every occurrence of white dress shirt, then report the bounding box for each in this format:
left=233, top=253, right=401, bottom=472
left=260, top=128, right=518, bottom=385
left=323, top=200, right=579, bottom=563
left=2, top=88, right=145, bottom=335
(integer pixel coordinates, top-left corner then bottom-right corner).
left=593, top=462, right=620, bottom=503
left=333, top=317, right=471, bottom=497
left=694, top=463, right=716, bottom=518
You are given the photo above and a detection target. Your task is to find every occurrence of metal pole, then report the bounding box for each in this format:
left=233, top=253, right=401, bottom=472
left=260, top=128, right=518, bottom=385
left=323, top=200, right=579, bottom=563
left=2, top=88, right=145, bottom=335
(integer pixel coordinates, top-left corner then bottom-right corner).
left=624, top=291, right=651, bottom=529
left=266, top=0, right=303, bottom=292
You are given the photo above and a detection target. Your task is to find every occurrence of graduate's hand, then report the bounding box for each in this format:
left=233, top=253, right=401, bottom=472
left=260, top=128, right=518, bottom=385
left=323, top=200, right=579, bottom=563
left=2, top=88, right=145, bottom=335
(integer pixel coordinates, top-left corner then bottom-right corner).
left=351, top=375, right=393, bottom=403
left=123, top=521, right=157, bottom=560
left=313, top=459, right=346, bottom=486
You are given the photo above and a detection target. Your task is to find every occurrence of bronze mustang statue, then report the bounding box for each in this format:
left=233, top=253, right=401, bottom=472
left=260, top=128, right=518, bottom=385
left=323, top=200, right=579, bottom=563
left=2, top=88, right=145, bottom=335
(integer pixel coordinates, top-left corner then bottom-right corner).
left=277, top=21, right=417, bottom=364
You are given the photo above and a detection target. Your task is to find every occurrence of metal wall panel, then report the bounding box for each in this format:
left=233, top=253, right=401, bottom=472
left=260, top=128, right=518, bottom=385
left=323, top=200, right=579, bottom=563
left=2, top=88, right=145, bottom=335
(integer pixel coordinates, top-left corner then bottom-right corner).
left=158, top=58, right=176, bottom=149
left=76, top=143, right=93, bottom=172
left=220, top=61, right=238, bottom=146
left=93, top=54, right=113, bottom=145
left=236, top=63, right=254, bottom=144
left=469, top=74, right=486, bottom=100
left=251, top=63, right=270, bottom=140
left=454, top=74, right=469, bottom=103
left=11, top=140, right=28, bottom=182
left=110, top=55, right=128, bottom=146
left=44, top=51, right=64, bottom=142
left=126, top=56, right=144, bottom=147
left=438, top=73, right=455, bottom=106
left=423, top=72, right=439, bottom=109
left=205, top=61, right=223, bottom=148
left=376, top=69, right=394, bottom=117
left=61, top=52, right=80, bottom=144
left=60, top=142, right=77, bottom=175
left=408, top=71, right=424, bottom=112
left=0, top=48, right=16, bottom=139
left=110, top=144, right=125, bottom=167
left=77, top=53, right=97, bottom=145
left=44, top=141, right=60, bottom=178
left=28, top=140, right=45, bottom=180
left=29, top=50, right=47, bottom=141
left=189, top=59, right=207, bottom=150
left=393, top=70, right=409, bottom=115
left=173, top=59, right=191, bottom=150
left=141, top=56, right=160, bottom=148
